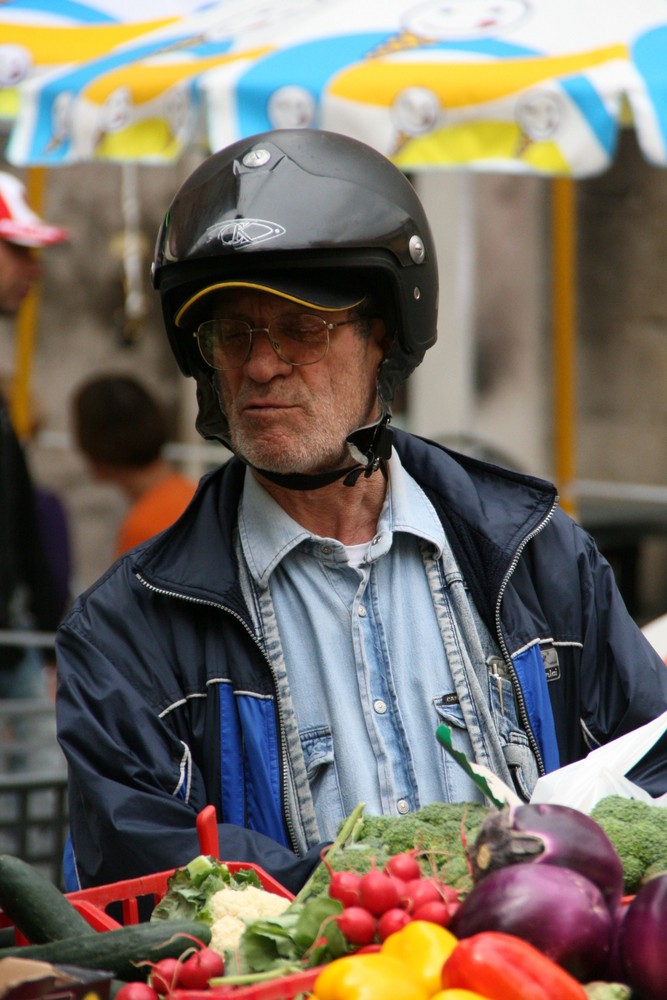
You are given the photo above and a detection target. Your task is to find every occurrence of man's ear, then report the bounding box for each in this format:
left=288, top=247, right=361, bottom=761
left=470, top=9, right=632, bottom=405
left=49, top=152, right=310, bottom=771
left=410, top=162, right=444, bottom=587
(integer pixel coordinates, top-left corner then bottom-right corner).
left=371, top=316, right=392, bottom=358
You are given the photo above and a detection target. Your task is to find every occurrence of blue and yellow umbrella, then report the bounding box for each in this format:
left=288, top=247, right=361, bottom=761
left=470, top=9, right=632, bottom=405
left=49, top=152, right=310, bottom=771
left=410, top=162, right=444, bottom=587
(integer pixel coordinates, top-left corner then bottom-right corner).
left=2, top=0, right=667, bottom=494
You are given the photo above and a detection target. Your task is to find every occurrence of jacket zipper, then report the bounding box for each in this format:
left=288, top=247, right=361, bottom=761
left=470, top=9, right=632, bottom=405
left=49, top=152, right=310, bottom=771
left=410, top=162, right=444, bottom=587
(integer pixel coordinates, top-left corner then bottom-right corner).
left=134, top=571, right=300, bottom=855
left=493, top=496, right=559, bottom=778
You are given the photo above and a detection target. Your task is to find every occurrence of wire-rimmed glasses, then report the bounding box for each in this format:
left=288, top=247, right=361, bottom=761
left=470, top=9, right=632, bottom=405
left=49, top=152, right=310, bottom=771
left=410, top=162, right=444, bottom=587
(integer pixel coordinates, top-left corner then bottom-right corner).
left=193, top=314, right=356, bottom=371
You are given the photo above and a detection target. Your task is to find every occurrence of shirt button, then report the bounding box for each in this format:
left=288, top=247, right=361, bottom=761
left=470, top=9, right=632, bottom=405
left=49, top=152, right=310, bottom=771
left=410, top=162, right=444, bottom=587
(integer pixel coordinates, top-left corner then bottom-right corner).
left=371, top=535, right=381, bottom=545
left=373, top=699, right=387, bottom=714
left=321, top=544, right=332, bottom=555
left=397, top=799, right=410, bottom=815
left=358, top=605, right=367, bottom=617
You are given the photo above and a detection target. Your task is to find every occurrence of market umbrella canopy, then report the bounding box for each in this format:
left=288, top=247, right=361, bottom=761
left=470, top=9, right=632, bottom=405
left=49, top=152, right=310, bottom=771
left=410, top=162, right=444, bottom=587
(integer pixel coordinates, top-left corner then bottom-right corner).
left=2, top=0, right=667, bottom=175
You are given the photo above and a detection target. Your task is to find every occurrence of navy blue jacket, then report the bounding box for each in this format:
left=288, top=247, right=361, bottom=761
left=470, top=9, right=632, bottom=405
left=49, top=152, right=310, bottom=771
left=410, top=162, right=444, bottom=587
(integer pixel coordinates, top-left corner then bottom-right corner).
left=56, top=431, right=667, bottom=892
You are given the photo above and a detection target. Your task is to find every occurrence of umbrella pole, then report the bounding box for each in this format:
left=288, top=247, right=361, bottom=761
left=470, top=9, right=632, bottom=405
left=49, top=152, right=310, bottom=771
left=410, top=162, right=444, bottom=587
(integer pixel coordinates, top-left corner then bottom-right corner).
left=10, top=167, right=45, bottom=440
left=551, top=177, right=577, bottom=518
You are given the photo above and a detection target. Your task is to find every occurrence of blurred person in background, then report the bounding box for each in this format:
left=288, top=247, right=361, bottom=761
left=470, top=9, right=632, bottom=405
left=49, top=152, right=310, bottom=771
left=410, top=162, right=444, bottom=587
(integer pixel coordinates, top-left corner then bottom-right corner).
left=0, top=171, right=69, bottom=700
left=71, top=373, right=197, bottom=558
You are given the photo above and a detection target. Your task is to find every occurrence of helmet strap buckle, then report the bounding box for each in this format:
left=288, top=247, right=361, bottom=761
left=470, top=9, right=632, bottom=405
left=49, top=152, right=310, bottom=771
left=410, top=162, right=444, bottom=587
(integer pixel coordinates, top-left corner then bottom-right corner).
left=343, top=414, right=393, bottom=486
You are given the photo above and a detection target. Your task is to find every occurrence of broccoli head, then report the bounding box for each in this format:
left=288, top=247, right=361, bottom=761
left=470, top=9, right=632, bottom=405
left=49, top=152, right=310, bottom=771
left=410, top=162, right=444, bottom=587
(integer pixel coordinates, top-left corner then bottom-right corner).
left=591, top=796, right=667, bottom=894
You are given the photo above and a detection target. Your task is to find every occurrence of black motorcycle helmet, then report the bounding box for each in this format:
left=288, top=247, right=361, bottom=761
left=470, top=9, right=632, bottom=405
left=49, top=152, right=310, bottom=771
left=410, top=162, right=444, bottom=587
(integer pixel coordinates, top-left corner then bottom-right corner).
left=152, top=128, right=438, bottom=481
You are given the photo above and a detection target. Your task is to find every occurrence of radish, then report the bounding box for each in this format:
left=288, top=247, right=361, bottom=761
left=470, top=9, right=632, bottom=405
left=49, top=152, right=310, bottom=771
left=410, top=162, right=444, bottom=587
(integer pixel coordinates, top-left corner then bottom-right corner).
left=115, top=985, right=160, bottom=1000
left=401, top=876, right=442, bottom=912
left=358, top=869, right=401, bottom=915
left=328, top=870, right=361, bottom=908
left=149, top=958, right=180, bottom=996
left=384, top=852, right=422, bottom=883
left=177, top=948, right=225, bottom=989
left=336, top=905, right=377, bottom=945
left=377, top=907, right=412, bottom=941
left=411, top=900, right=451, bottom=926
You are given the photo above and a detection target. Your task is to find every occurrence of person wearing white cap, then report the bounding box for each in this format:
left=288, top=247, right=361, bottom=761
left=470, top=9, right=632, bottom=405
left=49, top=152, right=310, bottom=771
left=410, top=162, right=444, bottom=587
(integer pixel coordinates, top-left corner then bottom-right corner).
left=0, top=171, right=68, bottom=316
left=0, top=171, right=69, bottom=706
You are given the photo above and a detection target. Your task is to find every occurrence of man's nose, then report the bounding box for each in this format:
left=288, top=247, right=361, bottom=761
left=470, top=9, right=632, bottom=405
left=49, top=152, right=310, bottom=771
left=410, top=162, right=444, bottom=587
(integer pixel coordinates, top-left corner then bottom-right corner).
left=243, top=328, right=292, bottom=379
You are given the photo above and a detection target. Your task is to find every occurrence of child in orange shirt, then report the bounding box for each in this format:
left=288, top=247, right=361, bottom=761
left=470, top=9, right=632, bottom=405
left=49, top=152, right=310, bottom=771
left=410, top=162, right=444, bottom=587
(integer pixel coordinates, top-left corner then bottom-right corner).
left=72, top=374, right=197, bottom=557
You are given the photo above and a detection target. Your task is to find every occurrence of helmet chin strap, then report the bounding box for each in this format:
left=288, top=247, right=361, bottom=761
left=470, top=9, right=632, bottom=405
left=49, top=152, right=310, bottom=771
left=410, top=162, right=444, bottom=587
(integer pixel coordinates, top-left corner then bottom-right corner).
left=252, top=413, right=393, bottom=491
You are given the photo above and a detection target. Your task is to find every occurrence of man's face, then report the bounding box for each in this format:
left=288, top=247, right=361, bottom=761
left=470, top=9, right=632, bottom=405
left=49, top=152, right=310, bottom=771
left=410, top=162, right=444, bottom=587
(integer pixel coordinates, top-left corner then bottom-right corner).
left=209, top=289, right=387, bottom=475
left=0, top=239, right=41, bottom=316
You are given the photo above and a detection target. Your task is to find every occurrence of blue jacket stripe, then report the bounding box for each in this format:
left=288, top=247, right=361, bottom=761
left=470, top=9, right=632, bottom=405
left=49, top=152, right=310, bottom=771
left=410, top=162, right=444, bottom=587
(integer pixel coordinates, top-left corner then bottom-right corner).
left=218, top=686, right=288, bottom=846
left=512, top=646, right=561, bottom=773
left=236, top=694, right=288, bottom=846
left=218, top=682, right=247, bottom=826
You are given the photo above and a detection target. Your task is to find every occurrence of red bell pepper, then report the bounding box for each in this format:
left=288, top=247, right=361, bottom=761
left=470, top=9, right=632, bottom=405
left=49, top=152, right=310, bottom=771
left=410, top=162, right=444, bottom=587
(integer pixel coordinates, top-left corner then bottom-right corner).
left=441, top=931, right=588, bottom=1000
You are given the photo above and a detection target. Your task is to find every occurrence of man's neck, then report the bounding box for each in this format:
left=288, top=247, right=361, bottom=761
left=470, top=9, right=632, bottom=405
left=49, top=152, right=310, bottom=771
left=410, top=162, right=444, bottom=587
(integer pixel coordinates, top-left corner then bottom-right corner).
left=252, top=466, right=388, bottom=545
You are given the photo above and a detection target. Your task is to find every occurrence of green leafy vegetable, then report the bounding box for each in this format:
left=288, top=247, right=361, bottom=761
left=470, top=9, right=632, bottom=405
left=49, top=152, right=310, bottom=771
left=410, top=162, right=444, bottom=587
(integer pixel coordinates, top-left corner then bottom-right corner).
left=230, top=896, right=346, bottom=975
left=150, top=855, right=262, bottom=923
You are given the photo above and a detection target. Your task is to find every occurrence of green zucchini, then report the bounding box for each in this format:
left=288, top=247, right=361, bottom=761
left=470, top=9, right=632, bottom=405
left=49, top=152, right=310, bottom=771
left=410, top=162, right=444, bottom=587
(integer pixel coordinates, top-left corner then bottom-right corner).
left=0, top=854, right=96, bottom=943
left=0, top=919, right=212, bottom=981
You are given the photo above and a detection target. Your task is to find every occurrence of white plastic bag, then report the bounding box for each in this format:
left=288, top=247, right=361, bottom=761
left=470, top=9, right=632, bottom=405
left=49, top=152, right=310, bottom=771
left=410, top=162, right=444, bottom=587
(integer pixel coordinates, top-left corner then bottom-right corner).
left=530, top=710, right=667, bottom=813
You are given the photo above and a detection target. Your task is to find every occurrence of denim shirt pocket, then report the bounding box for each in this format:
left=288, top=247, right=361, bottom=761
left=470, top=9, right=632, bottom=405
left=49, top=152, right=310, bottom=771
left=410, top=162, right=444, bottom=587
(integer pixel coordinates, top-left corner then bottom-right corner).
left=487, top=656, right=540, bottom=800
left=433, top=692, right=467, bottom=732
left=299, top=725, right=345, bottom=842
left=433, top=694, right=481, bottom=800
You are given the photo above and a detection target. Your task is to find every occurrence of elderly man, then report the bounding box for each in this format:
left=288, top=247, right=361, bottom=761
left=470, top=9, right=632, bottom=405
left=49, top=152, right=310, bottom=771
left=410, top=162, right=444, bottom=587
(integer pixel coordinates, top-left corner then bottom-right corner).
left=55, top=130, right=667, bottom=893
left=0, top=172, right=68, bottom=698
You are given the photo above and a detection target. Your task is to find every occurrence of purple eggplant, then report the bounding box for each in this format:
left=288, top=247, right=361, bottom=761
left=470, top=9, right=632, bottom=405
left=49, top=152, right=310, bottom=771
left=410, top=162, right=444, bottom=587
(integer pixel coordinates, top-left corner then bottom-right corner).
left=450, top=862, right=614, bottom=981
left=468, top=802, right=624, bottom=911
left=618, top=872, right=667, bottom=999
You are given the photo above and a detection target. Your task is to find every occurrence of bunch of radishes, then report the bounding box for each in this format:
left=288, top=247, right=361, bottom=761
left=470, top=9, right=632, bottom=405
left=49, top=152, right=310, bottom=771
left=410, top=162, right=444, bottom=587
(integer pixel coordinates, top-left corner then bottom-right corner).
left=327, top=851, right=459, bottom=947
left=116, top=944, right=225, bottom=1000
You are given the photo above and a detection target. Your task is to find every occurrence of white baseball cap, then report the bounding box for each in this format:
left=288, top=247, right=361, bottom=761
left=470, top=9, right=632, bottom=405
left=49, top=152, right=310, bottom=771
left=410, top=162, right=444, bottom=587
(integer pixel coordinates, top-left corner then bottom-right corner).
left=0, top=172, right=69, bottom=247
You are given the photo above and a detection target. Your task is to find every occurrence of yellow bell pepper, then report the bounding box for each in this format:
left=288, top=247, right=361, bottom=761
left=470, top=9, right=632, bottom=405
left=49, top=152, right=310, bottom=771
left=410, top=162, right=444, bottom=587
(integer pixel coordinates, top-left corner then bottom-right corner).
left=380, top=919, right=459, bottom=996
left=312, top=951, right=430, bottom=1000
left=431, top=991, right=493, bottom=999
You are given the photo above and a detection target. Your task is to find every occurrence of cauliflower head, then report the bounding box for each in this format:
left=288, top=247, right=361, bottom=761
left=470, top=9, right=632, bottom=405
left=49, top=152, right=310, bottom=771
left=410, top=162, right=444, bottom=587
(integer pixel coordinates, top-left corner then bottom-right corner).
left=208, top=884, right=291, bottom=955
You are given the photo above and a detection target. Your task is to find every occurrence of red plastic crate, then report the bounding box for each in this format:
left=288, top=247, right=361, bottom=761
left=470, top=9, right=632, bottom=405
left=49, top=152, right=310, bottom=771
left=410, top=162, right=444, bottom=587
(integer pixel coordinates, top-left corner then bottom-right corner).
left=171, top=968, right=321, bottom=999
left=67, top=867, right=316, bottom=999
left=65, top=862, right=293, bottom=931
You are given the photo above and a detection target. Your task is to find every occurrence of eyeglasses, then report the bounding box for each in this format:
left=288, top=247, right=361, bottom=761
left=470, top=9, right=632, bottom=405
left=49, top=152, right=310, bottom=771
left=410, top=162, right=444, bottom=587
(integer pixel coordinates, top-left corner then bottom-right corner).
left=193, top=314, right=357, bottom=371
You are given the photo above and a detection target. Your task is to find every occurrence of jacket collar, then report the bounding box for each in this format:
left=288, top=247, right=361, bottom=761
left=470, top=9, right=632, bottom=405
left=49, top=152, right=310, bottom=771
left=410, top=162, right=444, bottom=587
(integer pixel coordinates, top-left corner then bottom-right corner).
left=392, top=430, right=559, bottom=636
left=133, top=431, right=558, bottom=618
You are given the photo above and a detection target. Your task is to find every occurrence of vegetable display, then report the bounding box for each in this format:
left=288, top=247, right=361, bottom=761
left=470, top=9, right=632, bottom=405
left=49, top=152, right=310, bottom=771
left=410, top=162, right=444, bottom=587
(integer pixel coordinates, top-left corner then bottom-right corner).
left=441, top=931, right=588, bottom=1000
left=449, top=863, right=613, bottom=981
left=1, top=793, right=666, bottom=998
left=0, top=919, right=212, bottom=981
left=467, top=803, right=624, bottom=911
left=617, top=871, right=667, bottom=999
left=591, top=796, right=667, bottom=894
left=0, top=853, right=96, bottom=943
left=302, top=801, right=490, bottom=899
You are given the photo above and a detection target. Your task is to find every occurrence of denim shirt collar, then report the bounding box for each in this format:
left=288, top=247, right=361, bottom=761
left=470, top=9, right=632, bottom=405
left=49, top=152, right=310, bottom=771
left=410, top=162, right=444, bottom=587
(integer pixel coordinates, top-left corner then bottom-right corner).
left=239, top=450, right=445, bottom=589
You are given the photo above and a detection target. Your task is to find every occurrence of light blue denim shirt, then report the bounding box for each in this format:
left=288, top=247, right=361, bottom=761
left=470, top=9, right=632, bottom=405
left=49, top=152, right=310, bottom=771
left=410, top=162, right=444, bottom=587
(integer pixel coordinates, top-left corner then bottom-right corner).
left=238, top=453, right=487, bottom=842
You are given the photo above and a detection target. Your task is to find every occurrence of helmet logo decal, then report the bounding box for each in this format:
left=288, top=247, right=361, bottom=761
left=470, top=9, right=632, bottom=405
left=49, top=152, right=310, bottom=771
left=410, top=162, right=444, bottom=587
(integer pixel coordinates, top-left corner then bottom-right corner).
left=209, top=219, right=286, bottom=249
